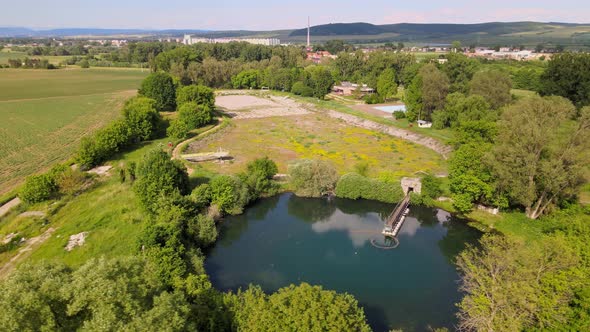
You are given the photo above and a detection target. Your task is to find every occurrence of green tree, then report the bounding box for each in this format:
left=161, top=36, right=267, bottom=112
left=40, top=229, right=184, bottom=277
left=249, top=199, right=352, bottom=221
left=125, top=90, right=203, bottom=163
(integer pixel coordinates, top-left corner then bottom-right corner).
left=469, top=70, right=512, bottom=109
left=167, top=102, right=212, bottom=139
left=176, top=84, right=215, bottom=109
left=241, top=157, right=279, bottom=198
left=288, top=159, right=338, bottom=197
left=0, top=263, right=73, bottom=331
left=456, top=233, right=584, bottom=331
left=209, top=175, right=250, bottom=215
left=440, top=52, right=479, bottom=93
left=376, top=68, right=397, bottom=100
left=306, top=66, right=334, bottom=99
left=540, top=52, right=590, bottom=107
left=491, top=97, right=590, bottom=219
left=229, top=283, right=371, bottom=332
left=122, top=97, right=162, bottom=141
left=134, top=149, right=189, bottom=214
left=139, top=72, right=177, bottom=111
left=231, top=69, right=261, bottom=89
left=19, top=173, right=57, bottom=203
left=451, top=41, right=462, bottom=52
left=416, top=63, right=450, bottom=121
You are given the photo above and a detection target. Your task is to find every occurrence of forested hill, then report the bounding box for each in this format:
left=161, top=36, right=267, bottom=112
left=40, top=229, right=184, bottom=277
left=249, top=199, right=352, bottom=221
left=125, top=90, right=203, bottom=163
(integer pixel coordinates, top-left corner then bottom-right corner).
left=288, top=21, right=590, bottom=46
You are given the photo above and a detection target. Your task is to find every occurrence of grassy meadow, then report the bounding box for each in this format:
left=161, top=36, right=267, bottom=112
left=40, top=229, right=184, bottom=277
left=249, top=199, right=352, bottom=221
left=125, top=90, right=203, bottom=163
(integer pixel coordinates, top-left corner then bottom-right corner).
left=187, top=114, right=447, bottom=179
left=0, top=68, right=147, bottom=195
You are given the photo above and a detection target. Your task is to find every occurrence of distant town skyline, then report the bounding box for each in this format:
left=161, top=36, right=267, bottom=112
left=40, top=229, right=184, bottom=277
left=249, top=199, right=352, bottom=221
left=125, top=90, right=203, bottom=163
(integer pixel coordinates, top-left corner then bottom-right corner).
left=3, top=0, right=588, bottom=30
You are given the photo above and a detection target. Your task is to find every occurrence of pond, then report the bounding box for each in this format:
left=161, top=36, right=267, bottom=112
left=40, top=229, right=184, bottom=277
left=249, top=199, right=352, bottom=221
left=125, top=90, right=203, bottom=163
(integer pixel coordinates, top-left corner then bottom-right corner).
left=205, top=193, right=481, bottom=331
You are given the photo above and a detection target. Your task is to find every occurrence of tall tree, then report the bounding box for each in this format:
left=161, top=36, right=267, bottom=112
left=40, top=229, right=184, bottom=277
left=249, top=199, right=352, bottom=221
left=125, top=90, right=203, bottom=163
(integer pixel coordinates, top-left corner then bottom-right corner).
left=376, top=68, right=397, bottom=100
left=470, top=70, right=513, bottom=109
left=441, top=53, right=479, bottom=93
left=139, top=72, right=177, bottom=111
left=540, top=52, right=590, bottom=107
left=490, top=97, right=590, bottom=219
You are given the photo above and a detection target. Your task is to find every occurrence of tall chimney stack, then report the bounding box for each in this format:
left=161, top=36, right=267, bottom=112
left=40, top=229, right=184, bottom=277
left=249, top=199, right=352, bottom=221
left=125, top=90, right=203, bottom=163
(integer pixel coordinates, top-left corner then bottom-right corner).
left=307, top=17, right=311, bottom=50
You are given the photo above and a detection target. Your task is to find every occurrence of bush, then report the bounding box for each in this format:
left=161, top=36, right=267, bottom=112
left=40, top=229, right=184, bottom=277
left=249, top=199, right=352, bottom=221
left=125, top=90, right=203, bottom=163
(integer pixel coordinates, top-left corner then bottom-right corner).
left=19, top=174, right=57, bottom=204
left=190, top=184, right=212, bottom=210
left=134, top=149, right=189, bottom=214
left=231, top=70, right=260, bottom=89
left=209, top=175, right=250, bottom=215
left=122, top=97, right=162, bottom=141
left=288, top=159, right=338, bottom=197
left=186, top=214, right=218, bottom=248
left=241, top=157, right=279, bottom=198
left=291, top=82, right=314, bottom=97
left=364, top=94, right=384, bottom=104
left=421, top=174, right=443, bottom=199
left=139, top=72, right=177, bottom=111
left=79, top=59, right=89, bottom=68
left=176, top=85, right=215, bottom=109
left=335, top=173, right=403, bottom=203
left=393, top=110, right=406, bottom=119
left=76, top=120, right=131, bottom=168
left=167, top=102, right=212, bottom=139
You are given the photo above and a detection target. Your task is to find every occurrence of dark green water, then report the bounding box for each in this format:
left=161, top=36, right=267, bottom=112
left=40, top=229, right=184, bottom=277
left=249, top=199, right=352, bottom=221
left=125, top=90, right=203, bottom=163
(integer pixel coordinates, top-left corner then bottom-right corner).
left=205, top=193, right=481, bottom=331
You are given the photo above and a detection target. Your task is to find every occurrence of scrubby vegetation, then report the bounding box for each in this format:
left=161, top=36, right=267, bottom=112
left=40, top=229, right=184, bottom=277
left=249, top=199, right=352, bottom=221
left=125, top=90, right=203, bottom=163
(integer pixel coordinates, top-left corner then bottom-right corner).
left=335, top=173, right=403, bottom=203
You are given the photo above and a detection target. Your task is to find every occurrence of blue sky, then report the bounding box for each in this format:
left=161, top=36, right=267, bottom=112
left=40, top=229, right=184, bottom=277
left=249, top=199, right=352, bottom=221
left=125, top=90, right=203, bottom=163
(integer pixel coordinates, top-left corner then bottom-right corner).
left=3, top=0, right=588, bottom=29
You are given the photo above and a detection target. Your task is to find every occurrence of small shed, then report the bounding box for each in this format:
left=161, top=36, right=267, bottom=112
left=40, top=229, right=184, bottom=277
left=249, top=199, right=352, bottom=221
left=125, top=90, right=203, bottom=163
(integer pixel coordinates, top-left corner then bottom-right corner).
left=417, top=120, right=432, bottom=128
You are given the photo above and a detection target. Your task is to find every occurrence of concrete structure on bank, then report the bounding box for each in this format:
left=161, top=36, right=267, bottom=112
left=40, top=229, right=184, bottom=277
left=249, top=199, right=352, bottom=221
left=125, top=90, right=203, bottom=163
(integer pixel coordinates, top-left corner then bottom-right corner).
left=401, top=177, right=422, bottom=195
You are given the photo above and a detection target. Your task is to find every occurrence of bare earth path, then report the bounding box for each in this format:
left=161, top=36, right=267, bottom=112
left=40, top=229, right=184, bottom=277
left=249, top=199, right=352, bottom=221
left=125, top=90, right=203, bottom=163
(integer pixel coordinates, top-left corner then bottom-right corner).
left=0, top=227, right=56, bottom=278
left=325, top=110, right=453, bottom=159
left=0, top=198, right=21, bottom=219
left=172, top=120, right=225, bottom=160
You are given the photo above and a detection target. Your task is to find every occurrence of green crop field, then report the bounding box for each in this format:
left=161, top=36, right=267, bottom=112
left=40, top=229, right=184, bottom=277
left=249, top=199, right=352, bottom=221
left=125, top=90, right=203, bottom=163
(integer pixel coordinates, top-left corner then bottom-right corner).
left=0, top=49, right=71, bottom=65
left=0, top=68, right=148, bottom=195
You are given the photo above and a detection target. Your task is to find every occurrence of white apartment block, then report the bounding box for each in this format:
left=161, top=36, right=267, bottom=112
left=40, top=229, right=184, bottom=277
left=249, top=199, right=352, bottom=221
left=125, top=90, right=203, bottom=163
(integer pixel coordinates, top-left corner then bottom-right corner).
left=183, top=34, right=280, bottom=46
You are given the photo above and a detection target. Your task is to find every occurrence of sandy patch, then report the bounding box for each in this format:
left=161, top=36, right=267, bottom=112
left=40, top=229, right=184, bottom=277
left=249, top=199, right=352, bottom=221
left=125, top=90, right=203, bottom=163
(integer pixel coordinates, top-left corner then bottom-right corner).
left=216, top=95, right=310, bottom=119
left=216, top=95, right=279, bottom=110
left=88, top=165, right=112, bottom=176
left=18, top=211, right=46, bottom=218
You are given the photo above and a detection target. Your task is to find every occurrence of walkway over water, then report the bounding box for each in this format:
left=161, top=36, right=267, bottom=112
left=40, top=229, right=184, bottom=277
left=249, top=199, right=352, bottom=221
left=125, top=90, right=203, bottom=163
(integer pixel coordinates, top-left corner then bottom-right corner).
left=382, top=193, right=411, bottom=237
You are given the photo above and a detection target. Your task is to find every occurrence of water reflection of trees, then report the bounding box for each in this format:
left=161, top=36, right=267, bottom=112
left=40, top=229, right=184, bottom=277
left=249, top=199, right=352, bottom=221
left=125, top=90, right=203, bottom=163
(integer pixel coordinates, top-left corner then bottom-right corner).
left=218, top=195, right=281, bottom=246
left=438, top=217, right=482, bottom=263
left=334, top=197, right=392, bottom=220
left=287, top=195, right=336, bottom=223
left=411, top=206, right=439, bottom=227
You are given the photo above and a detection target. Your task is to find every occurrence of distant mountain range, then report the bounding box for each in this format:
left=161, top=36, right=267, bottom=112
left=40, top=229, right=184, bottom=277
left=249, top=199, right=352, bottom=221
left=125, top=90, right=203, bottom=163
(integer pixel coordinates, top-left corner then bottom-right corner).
left=2, top=22, right=590, bottom=46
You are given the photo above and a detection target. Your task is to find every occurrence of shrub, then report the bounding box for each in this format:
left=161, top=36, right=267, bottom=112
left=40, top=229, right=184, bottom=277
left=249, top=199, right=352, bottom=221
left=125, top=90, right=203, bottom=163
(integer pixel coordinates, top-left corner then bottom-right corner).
left=176, top=85, right=215, bottom=109
left=139, top=72, right=177, bottom=111
left=393, top=110, right=406, bottom=119
left=134, top=149, right=189, bottom=214
left=190, top=184, right=212, bottom=210
left=291, top=82, right=314, bottom=97
left=364, top=94, right=384, bottom=104
left=79, top=60, right=89, bottom=68
left=421, top=174, right=443, bottom=199
left=231, top=70, right=260, bottom=89
left=186, top=214, right=218, bottom=248
left=209, top=175, right=250, bottom=215
left=335, top=173, right=403, bottom=203
left=288, top=159, right=338, bottom=198
left=122, top=97, right=162, bottom=141
left=19, top=174, right=57, bottom=204
left=167, top=102, right=212, bottom=139
left=76, top=120, right=131, bottom=168
left=241, top=157, right=279, bottom=198
left=55, top=169, right=90, bottom=196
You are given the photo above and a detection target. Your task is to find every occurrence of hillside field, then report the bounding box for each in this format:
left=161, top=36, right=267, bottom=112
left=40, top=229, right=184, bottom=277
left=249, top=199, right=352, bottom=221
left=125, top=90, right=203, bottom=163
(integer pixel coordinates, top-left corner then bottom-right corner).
left=0, top=68, right=147, bottom=195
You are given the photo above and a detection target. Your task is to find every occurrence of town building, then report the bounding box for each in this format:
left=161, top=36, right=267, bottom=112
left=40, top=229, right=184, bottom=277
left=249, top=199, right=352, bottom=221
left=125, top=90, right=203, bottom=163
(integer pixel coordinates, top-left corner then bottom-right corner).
left=182, top=35, right=280, bottom=46
left=332, top=82, right=375, bottom=96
